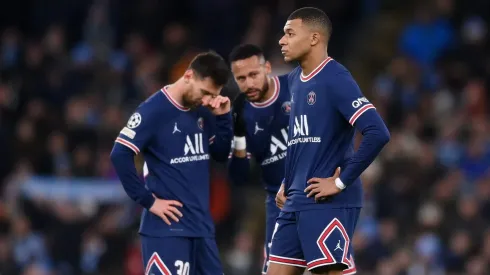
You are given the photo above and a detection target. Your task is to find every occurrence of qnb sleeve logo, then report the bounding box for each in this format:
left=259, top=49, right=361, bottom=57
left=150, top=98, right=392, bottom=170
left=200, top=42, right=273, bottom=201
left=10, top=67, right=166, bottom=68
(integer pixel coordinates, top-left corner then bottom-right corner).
left=288, top=115, right=321, bottom=146
left=351, top=97, right=369, bottom=108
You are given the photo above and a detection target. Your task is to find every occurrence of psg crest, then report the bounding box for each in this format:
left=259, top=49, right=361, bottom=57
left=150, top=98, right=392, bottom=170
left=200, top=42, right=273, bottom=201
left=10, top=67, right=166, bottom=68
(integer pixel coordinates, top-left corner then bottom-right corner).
left=282, top=101, right=291, bottom=114
left=197, top=117, right=204, bottom=130
left=307, top=91, right=316, bottom=105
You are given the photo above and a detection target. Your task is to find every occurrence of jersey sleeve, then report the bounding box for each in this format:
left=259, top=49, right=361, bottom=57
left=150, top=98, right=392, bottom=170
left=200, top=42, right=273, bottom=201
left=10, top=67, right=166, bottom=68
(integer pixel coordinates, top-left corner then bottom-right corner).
left=327, top=72, right=376, bottom=126
left=228, top=140, right=251, bottom=185
left=328, top=72, right=390, bottom=187
left=110, top=102, right=161, bottom=209
left=231, top=92, right=247, bottom=137
left=207, top=111, right=233, bottom=162
left=115, top=104, right=159, bottom=154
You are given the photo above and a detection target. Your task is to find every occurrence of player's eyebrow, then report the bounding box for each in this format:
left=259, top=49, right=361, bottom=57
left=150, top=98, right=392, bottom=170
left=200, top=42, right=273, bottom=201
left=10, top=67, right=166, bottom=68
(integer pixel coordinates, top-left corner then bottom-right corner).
left=200, top=89, right=212, bottom=95
left=201, top=89, right=217, bottom=97
left=284, top=27, right=296, bottom=35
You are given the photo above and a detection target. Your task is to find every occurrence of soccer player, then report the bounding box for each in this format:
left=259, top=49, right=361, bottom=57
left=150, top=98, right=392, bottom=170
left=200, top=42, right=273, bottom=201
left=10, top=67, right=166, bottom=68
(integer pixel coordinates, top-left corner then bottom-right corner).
left=110, top=51, right=232, bottom=275
left=227, top=44, right=290, bottom=274
left=268, top=7, right=390, bottom=275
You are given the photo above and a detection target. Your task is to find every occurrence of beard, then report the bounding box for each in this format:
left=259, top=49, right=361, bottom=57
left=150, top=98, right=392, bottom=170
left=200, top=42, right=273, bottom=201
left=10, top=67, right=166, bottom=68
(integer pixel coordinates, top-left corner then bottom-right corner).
left=245, top=78, right=269, bottom=102
left=182, top=93, right=201, bottom=109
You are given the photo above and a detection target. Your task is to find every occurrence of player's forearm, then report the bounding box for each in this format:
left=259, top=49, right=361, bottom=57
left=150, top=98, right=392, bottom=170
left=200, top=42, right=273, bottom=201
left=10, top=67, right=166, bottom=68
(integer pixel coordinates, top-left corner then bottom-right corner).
left=340, top=114, right=390, bottom=186
left=210, top=112, right=233, bottom=162
left=228, top=153, right=250, bottom=184
left=110, top=145, right=155, bottom=209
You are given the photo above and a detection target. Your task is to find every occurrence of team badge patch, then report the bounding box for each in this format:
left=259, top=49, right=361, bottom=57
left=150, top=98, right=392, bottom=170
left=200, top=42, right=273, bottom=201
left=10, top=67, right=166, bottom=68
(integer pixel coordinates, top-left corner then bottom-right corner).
left=307, top=91, right=316, bottom=105
left=282, top=101, right=291, bottom=114
left=197, top=117, right=204, bottom=130
left=127, top=113, right=142, bottom=129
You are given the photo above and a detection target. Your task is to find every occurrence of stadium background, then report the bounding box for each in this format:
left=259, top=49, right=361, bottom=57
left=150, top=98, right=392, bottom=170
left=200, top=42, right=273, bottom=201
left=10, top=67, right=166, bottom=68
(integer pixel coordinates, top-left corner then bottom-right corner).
left=0, top=0, right=489, bottom=274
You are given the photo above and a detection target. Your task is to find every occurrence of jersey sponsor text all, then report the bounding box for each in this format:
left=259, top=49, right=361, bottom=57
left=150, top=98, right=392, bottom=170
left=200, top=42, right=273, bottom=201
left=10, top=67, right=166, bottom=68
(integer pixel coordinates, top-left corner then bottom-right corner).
left=171, top=133, right=210, bottom=164
left=288, top=115, right=321, bottom=146
left=262, top=128, right=288, bottom=166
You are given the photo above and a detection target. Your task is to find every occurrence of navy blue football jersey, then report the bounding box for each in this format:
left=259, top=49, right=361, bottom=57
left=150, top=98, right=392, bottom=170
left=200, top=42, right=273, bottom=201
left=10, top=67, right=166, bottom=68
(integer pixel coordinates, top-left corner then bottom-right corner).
left=283, top=57, right=378, bottom=211
left=229, top=75, right=290, bottom=193
left=114, top=86, right=232, bottom=237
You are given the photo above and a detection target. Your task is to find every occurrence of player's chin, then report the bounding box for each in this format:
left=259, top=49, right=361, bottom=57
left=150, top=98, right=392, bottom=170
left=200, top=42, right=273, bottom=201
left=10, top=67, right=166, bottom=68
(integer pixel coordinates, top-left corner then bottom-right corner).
left=282, top=55, right=293, bottom=62
left=246, top=94, right=260, bottom=102
left=190, top=102, right=201, bottom=109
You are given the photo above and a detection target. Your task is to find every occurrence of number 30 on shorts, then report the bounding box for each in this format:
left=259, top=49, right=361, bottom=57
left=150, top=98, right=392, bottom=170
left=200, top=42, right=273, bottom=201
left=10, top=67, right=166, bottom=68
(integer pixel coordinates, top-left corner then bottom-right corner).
left=175, top=260, right=190, bottom=275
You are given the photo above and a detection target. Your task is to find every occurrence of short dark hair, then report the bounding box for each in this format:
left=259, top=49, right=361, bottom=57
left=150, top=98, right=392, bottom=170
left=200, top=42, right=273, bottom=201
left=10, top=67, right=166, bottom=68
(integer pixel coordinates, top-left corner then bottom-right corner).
left=288, top=7, right=332, bottom=41
left=228, top=44, right=265, bottom=63
left=189, top=51, right=230, bottom=87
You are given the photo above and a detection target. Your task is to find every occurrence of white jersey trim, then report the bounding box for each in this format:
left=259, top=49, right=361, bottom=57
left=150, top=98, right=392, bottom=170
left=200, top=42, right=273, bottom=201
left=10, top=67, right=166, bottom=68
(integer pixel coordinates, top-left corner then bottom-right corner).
left=115, top=137, right=140, bottom=154
left=161, top=86, right=190, bottom=112
left=250, top=76, right=280, bottom=108
left=300, top=57, right=333, bottom=82
left=348, top=104, right=375, bottom=125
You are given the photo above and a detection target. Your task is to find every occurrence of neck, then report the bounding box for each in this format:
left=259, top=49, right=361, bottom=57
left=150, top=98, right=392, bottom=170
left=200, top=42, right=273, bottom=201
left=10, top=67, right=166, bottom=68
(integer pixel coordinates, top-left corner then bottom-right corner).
left=300, top=48, right=328, bottom=76
left=165, top=78, right=186, bottom=105
left=257, top=76, right=276, bottom=103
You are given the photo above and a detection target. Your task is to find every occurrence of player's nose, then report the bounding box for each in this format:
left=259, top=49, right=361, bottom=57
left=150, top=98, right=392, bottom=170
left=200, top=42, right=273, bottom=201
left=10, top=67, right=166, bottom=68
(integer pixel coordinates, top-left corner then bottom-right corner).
left=201, top=96, right=209, bottom=105
left=245, top=77, right=255, bottom=87
left=278, top=36, right=286, bottom=46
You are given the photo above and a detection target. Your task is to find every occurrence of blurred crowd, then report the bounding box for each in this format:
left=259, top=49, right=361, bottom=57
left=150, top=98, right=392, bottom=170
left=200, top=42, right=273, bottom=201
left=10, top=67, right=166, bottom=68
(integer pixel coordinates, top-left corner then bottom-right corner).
left=0, top=0, right=489, bottom=275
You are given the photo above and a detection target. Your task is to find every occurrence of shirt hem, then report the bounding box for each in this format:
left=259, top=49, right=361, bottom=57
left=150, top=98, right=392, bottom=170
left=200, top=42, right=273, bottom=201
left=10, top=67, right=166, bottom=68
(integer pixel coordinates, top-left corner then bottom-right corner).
left=282, top=203, right=362, bottom=212
left=139, top=231, right=215, bottom=238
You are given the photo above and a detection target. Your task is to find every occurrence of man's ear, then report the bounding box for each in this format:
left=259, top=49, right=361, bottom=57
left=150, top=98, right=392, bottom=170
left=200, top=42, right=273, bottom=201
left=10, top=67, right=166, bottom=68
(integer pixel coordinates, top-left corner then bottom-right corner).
left=184, top=69, right=194, bottom=83
left=311, top=32, right=320, bottom=46
left=264, top=61, right=272, bottom=75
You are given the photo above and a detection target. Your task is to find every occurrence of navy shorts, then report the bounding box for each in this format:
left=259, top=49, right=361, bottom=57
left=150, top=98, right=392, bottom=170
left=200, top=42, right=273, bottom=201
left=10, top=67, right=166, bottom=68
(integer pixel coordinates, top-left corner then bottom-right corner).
left=269, top=208, right=360, bottom=274
left=141, top=236, right=223, bottom=275
left=262, top=194, right=282, bottom=274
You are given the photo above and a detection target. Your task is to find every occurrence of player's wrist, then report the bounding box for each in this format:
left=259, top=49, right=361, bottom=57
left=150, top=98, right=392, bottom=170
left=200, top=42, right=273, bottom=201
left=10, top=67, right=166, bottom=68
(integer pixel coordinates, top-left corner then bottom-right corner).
left=234, top=136, right=246, bottom=150
left=215, top=111, right=231, bottom=118
left=233, top=126, right=246, bottom=137
left=334, top=177, right=346, bottom=190
left=142, top=193, right=156, bottom=210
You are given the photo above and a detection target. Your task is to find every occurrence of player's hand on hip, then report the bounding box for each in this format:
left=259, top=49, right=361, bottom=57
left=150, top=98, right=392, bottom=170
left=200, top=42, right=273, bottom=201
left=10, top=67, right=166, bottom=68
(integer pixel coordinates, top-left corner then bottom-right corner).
left=207, top=96, right=231, bottom=115
left=149, top=194, right=183, bottom=225
left=276, top=183, right=287, bottom=209
left=305, top=167, right=342, bottom=202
